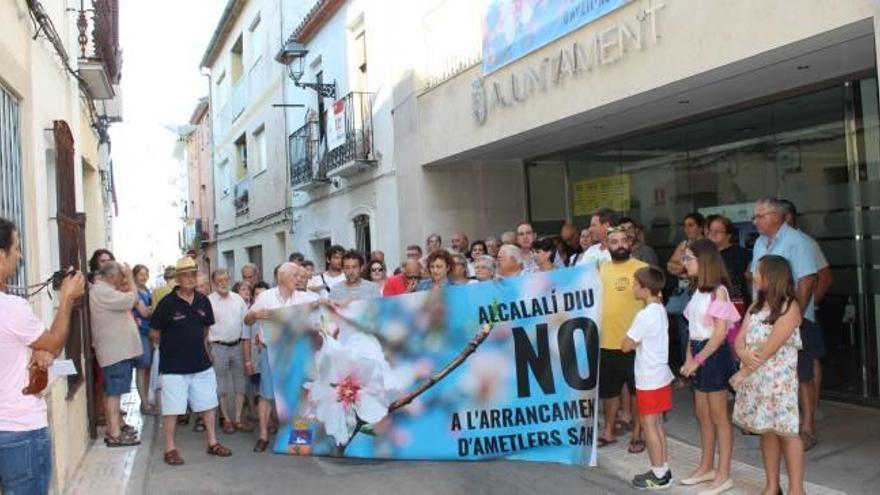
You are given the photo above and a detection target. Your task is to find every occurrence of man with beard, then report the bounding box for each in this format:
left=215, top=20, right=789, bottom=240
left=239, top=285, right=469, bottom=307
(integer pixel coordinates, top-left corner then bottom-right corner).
left=329, top=250, right=380, bottom=301
left=597, top=227, right=647, bottom=450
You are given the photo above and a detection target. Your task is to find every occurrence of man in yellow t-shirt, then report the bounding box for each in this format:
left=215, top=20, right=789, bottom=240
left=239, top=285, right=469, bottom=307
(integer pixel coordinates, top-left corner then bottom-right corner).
left=151, top=266, right=177, bottom=312
left=598, top=227, right=647, bottom=447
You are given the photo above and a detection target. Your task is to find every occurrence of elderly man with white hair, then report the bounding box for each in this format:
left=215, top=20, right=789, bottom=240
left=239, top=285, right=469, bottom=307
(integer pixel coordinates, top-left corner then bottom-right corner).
left=244, top=262, right=318, bottom=453
left=90, top=261, right=144, bottom=447
left=471, top=255, right=497, bottom=282
left=496, top=244, right=524, bottom=279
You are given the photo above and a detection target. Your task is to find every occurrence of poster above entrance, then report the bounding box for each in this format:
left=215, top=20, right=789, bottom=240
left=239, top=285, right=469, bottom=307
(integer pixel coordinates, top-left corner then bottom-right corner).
left=572, top=175, right=630, bottom=216
left=481, top=0, right=631, bottom=74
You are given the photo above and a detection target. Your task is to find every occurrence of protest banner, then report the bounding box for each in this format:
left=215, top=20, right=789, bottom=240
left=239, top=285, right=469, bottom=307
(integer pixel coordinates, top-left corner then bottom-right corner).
left=263, top=266, right=602, bottom=465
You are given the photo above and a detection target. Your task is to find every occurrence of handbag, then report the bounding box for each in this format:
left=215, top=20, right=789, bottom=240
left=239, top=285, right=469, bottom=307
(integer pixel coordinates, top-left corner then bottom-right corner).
left=666, top=280, right=691, bottom=315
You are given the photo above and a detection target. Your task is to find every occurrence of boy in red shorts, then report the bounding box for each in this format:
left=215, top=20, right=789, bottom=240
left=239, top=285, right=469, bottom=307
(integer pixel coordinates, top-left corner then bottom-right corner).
left=622, top=266, right=674, bottom=490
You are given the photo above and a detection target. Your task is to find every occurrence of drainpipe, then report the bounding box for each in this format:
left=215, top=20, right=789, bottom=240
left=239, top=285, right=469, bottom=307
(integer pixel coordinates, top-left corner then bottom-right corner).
left=202, top=69, right=217, bottom=261
left=279, top=0, right=292, bottom=247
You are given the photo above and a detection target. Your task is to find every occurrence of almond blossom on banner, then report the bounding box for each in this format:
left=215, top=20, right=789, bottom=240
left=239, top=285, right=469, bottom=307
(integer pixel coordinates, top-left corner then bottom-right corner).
left=304, top=333, right=393, bottom=445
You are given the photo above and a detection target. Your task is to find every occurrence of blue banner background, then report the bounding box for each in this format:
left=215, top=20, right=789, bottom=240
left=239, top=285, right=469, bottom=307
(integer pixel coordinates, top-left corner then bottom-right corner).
left=482, top=0, right=631, bottom=74
left=265, top=266, right=602, bottom=466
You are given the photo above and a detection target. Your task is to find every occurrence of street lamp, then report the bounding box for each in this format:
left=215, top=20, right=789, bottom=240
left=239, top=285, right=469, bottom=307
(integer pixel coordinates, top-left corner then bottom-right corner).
left=276, top=40, right=337, bottom=99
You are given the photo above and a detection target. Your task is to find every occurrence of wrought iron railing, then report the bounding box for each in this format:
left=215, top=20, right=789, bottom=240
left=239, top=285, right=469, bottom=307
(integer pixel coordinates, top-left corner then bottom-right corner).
left=289, top=118, right=321, bottom=186
left=422, top=0, right=482, bottom=89
left=78, top=0, right=121, bottom=84
left=324, top=91, right=375, bottom=174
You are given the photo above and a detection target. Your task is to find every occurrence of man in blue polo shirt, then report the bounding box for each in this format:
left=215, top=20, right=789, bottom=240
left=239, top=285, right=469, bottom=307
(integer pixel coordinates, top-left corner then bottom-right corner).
left=750, top=197, right=819, bottom=449
left=150, top=257, right=232, bottom=466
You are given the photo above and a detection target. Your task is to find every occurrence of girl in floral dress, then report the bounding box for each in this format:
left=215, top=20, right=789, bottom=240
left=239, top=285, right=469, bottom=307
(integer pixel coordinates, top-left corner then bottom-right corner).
left=731, top=255, right=804, bottom=495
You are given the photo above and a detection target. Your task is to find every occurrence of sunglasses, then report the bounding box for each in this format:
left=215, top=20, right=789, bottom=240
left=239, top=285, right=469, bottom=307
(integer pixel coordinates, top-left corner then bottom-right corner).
left=370, top=267, right=385, bottom=272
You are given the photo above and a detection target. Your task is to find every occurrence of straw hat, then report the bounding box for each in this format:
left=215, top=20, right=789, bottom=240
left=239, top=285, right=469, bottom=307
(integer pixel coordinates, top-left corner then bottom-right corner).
left=175, top=257, right=198, bottom=274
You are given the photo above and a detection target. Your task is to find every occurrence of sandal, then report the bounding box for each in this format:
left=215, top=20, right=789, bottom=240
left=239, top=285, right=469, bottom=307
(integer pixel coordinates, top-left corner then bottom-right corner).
left=222, top=419, right=235, bottom=434
left=194, top=417, right=206, bottom=433
left=206, top=442, right=232, bottom=457
left=253, top=438, right=269, bottom=453
left=235, top=421, right=254, bottom=433
left=627, top=439, right=646, bottom=454
left=597, top=436, right=617, bottom=448
left=163, top=449, right=185, bottom=466
left=104, top=434, right=141, bottom=448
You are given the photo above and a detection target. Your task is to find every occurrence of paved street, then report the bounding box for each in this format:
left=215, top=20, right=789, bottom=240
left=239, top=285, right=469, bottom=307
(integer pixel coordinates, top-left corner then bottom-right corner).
left=64, top=387, right=870, bottom=495
left=139, top=419, right=634, bottom=495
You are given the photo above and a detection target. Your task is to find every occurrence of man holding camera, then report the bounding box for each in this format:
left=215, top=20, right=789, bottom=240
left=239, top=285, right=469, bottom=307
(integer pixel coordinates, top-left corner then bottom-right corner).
left=0, top=218, right=85, bottom=494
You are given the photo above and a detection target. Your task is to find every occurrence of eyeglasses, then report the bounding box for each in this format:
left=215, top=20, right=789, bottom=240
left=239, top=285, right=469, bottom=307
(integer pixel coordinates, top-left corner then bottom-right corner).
left=370, top=267, right=385, bottom=272
left=752, top=211, right=777, bottom=221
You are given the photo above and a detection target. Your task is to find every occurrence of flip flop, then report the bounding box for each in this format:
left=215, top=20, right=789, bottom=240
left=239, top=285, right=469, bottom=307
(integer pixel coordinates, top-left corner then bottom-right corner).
left=627, top=439, right=646, bottom=454
left=597, top=437, right=617, bottom=448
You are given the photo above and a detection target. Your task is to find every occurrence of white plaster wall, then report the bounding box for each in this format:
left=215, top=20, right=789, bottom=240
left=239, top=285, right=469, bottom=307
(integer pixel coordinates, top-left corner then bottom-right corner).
left=207, top=0, right=295, bottom=277
left=0, top=1, right=105, bottom=492
left=415, top=0, right=876, bottom=165
left=286, top=0, right=402, bottom=265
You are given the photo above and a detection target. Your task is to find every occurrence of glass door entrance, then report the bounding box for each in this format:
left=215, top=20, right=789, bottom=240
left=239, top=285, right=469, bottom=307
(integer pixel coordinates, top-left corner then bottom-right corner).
left=528, top=76, right=880, bottom=404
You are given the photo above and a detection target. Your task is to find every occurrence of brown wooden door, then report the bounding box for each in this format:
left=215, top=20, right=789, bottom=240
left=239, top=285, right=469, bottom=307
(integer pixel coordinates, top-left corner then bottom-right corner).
left=54, top=120, right=97, bottom=438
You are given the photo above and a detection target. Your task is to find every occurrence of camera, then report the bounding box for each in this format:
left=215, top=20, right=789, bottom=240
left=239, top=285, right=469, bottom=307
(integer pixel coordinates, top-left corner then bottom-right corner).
left=51, top=268, right=75, bottom=291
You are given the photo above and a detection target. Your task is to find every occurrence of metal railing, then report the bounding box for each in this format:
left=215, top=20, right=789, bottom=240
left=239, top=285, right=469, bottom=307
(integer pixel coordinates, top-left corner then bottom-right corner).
left=324, top=91, right=375, bottom=174
left=289, top=118, right=322, bottom=187
left=422, top=0, right=482, bottom=89
left=77, top=0, right=121, bottom=84
left=234, top=177, right=250, bottom=216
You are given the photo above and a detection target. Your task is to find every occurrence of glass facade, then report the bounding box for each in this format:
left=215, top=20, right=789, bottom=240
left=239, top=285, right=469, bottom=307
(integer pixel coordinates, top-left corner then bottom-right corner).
left=528, top=77, right=880, bottom=403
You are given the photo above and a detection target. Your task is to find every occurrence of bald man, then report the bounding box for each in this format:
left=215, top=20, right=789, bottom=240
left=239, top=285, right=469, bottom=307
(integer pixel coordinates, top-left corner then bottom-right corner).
left=383, top=259, right=423, bottom=296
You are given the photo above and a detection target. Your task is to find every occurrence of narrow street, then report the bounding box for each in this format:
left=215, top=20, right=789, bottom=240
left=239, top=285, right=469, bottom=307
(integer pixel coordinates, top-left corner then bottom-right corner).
left=141, top=424, right=632, bottom=495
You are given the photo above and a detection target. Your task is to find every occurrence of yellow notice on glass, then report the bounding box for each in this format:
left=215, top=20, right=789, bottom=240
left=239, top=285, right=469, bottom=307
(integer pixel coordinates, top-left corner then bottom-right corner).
left=572, top=175, right=631, bottom=216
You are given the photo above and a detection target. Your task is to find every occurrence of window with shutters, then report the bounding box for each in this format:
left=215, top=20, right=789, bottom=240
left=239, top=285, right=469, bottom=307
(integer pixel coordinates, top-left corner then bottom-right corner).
left=0, top=84, right=26, bottom=295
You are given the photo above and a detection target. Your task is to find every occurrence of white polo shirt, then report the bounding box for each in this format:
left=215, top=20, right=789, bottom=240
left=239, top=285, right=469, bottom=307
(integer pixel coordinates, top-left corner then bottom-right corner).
left=207, top=291, right=248, bottom=343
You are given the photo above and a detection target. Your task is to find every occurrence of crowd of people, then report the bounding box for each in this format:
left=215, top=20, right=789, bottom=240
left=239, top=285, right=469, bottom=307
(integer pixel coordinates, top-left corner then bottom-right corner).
left=0, top=194, right=827, bottom=493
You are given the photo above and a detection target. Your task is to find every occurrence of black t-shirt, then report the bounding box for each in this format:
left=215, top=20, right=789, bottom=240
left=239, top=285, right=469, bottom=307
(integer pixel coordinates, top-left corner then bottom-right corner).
left=151, top=288, right=215, bottom=374
left=720, top=245, right=751, bottom=302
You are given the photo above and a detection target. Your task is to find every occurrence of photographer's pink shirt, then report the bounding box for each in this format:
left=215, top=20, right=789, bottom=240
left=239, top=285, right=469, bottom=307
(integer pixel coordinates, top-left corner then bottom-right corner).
left=0, top=292, right=48, bottom=431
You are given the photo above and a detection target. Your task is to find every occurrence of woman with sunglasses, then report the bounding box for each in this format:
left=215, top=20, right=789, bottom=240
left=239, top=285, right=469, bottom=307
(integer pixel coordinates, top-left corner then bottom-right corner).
left=365, top=259, right=388, bottom=294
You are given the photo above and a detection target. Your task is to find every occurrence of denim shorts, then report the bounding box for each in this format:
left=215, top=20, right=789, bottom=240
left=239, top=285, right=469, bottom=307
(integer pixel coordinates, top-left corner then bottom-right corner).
left=102, top=359, right=134, bottom=396
left=0, top=428, right=51, bottom=495
left=690, top=340, right=736, bottom=393
left=133, top=334, right=153, bottom=369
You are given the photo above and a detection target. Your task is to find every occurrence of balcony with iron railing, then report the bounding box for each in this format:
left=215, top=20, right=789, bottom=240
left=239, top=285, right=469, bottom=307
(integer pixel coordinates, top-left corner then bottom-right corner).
left=76, top=0, right=122, bottom=99
left=323, top=91, right=376, bottom=177
left=234, top=177, right=250, bottom=217
left=289, top=118, right=324, bottom=191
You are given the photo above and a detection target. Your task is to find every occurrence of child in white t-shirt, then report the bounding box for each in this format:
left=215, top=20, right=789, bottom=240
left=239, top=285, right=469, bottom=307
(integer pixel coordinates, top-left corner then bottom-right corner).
left=622, top=266, right=674, bottom=490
